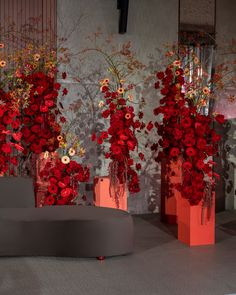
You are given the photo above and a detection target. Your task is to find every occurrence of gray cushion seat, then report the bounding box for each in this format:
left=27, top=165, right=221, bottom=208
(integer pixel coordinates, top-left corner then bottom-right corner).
left=0, top=177, right=133, bottom=257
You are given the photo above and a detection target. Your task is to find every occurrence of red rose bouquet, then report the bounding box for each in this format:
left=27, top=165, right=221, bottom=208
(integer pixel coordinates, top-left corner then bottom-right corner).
left=39, top=157, right=90, bottom=206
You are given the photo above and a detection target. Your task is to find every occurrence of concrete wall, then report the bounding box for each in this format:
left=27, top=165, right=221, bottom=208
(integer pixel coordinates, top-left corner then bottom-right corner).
left=57, top=0, right=178, bottom=214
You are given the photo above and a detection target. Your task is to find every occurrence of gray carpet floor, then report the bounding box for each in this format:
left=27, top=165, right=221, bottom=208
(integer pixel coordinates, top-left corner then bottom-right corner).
left=0, top=210, right=236, bottom=295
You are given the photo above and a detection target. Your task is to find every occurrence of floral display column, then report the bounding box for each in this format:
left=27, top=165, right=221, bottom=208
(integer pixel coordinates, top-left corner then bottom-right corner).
left=153, top=48, right=225, bottom=246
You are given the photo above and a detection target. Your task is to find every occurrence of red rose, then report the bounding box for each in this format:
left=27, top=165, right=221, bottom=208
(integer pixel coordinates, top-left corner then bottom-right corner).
left=111, top=145, right=122, bottom=155
left=49, top=177, right=57, bottom=184
left=97, top=137, right=103, bottom=144
left=22, top=127, right=31, bottom=138
left=154, top=81, right=160, bottom=89
left=58, top=182, right=66, bottom=189
left=197, top=138, right=207, bottom=150
left=133, top=120, right=141, bottom=129
left=119, top=134, right=128, bottom=141
left=127, top=140, right=136, bottom=151
left=101, top=86, right=109, bottom=93
left=183, top=161, right=192, bottom=170
left=23, top=116, right=31, bottom=124
left=91, top=133, right=96, bottom=141
left=170, top=147, right=180, bottom=157
left=11, top=119, right=20, bottom=129
left=156, top=71, right=165, bottom=80
left=101, top=131, right=108, bottom=139
left=136, top=163, right=141, bottom=170
left=48, top=184, right=58, bottom=194
left=54, top=169, right=62, bottom=179
left=173, top=128, right=183, bottom=140
left=181, top=117, right=192, bottom=128
left=183, top=135, right=195, bottom=147
left=0, top=107, right=5, bottom=117
left=14, top=143, right=24, bottom=152
left=57, top=199, right=67, bottom=205
left=215, top=114, right=225, bottom=124
left=146, top=121, right=154, bottom=131
left=45, top=196, right=55, bottom=205
left=61, top=188, right=72, bottom=198
left=45, top=100, right=54, bottom=107
left=186, top=147, right=196, bottom=157
left=139, top=152, right=145, bottom=160
left=102, top=110, right=110, bottom=118
left=31, top=125, right=41, bottom=133
left=3, top=116, right=12, bottom=125
left=211, top=130, right=221, bottom=142
left=54, top=83, right=61, bottom=90
left=62, top=88, right=68, bottom=96
left=105, top=152, right=111, bottom=158
left=60, top=116, right=66, bottom=123
left=196, top=160, right=205, bottom=170
left=10, top=157, right=18, bottom=166
left=12, top=132, right=22, bottom=141
left=40, top=105, right=49, bottom=113
left=62, top=72, right=67, bottom=79
left=2, top=143, right=12, bottom=154
left=30, top=104, right=38, bottom=111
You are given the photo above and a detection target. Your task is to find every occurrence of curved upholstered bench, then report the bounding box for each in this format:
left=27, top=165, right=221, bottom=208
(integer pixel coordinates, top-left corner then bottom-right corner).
left=0, top=177, right=133, bottom=258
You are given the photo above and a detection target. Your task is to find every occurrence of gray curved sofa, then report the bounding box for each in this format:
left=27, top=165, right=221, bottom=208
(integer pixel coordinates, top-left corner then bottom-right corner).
left=0, top=177, right=133, bottom=258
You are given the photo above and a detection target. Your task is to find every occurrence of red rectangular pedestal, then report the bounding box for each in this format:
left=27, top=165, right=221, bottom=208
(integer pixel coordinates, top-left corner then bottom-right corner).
left=94, top=176, right=127, bottom=211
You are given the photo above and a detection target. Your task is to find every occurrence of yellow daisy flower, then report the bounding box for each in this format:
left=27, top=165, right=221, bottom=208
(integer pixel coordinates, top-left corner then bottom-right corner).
left=202, top=87, right=210, bottom=95
left=44, top=151, right=49, bottom=159
left=61, top=155, right=70, bottom=164
left=184, top=68, right=190, bottom=76
left=117, top=87, right=125, bottom=94
left=33, top=53, right=41, bottom=61
left=173, top=60, right=181, bottom=67
left=194, top=57, right=199, bottom=64
left=0, top=60, right=6, bottom=68
left=128, top=94, right=133, bottom=101
left=68, top=148, right=76, bottom=156
left=57, top=135, right=63, bottom=141
left=79, top=147, right=86, bottom=157
left=98, top=100, right=105, bottom=108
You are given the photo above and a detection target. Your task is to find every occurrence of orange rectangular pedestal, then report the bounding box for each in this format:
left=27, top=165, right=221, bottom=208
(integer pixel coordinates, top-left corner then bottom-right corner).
left=177, top=192, right=215, bottom=246
left=94, top=176, right=127, bottom=211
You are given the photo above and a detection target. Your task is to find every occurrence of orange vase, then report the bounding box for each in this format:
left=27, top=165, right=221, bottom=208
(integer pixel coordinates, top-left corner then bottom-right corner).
left=94, top=176, right=127, bottom=211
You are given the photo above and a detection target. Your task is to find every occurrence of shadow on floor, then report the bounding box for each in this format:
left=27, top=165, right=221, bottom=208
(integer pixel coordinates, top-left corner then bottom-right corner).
left=217, top=220, right=236, bottom=236
left=135, top=213, right=178, bottom=238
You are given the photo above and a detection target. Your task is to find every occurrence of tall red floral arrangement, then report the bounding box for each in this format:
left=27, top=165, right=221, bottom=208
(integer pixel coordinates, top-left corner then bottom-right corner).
left=153, top=63, right=225, bottom=206
left=93, top=80, right=148, bottom=207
